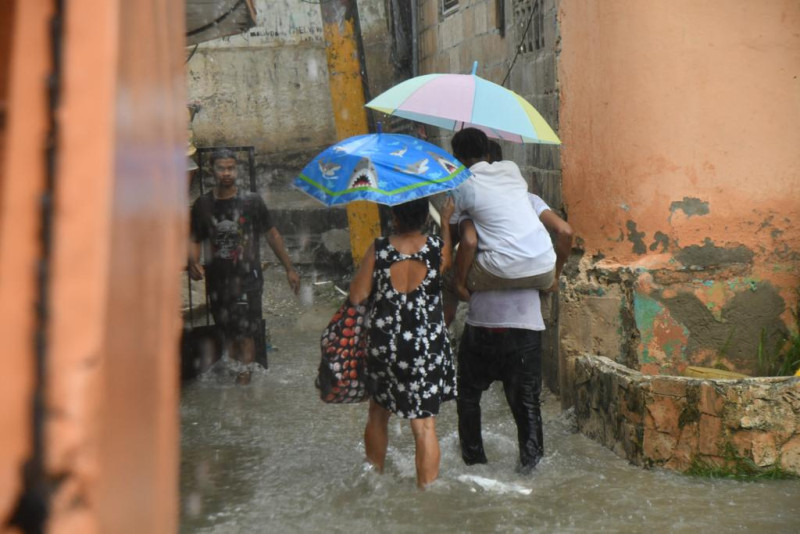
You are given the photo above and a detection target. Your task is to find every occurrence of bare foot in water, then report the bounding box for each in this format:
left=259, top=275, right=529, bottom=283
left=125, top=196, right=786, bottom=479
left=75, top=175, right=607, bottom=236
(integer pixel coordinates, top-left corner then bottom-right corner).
left=235, top=370, right=252, bottom=385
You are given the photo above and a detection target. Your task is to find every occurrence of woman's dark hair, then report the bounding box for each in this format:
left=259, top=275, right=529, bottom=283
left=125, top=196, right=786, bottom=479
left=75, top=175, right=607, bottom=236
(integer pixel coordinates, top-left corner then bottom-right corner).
left=451, top=127, right=489, bottom=162
left=391, top=198, right=429, bottom=233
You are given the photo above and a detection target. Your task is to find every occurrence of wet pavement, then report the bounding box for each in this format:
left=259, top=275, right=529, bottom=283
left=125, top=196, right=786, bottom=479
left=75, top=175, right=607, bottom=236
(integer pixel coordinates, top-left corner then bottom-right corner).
left=180, top=268, right=800, bottom=533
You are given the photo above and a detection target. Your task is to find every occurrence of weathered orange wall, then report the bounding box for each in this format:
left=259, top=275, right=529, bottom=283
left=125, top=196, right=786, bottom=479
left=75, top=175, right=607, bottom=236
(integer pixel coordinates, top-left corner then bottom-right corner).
left=1, top=0, right=184, bottom=532
left=0, top=0, right=15, bottom=198
left=93, top=0, right=185, bottom=532
left=558, top=1, right=800, bottom=376
left=0, top=1, right=51, bottom=527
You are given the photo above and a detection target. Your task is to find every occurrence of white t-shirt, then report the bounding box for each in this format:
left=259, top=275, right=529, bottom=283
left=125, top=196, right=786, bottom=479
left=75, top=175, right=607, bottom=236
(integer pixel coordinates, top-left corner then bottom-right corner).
left=465, top=193, right=551, bottom=331
left=450, top=160, right=556, bottom=278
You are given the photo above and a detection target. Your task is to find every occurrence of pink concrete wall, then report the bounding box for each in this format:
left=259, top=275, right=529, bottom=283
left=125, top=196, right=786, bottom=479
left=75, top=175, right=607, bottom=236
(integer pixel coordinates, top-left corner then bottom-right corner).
left=559, top=1, right=800, bottom=375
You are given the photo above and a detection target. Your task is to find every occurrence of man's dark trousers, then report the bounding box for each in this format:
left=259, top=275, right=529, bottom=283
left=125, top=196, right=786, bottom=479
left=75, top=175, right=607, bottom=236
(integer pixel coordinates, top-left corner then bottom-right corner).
left=456, top=325, right=544, bottom=471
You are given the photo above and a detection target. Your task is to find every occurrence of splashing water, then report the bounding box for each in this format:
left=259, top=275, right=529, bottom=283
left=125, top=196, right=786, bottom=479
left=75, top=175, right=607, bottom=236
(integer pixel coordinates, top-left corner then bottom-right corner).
left=180, top=270, right=800, bottom=533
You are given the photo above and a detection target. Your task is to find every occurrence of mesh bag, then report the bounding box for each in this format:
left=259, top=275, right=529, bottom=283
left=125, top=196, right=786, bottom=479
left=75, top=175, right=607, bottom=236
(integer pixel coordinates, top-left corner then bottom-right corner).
left=315, top=299, right=369, bottom=403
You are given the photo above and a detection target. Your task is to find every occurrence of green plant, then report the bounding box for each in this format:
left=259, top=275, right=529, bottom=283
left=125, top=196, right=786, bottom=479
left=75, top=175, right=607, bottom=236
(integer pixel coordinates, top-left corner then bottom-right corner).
left=756, top=328, right=777, bottom=376
left=755, top=328, right=800, bottom=377
left=776, top=330, right=800, bottom=376
left=755, top=297, right=800, bottom=376
left=712, top=330, right=735, bottom=371
left=780, top=299, right=800, bottom=375
left=686, top=442, right=799, bottom=480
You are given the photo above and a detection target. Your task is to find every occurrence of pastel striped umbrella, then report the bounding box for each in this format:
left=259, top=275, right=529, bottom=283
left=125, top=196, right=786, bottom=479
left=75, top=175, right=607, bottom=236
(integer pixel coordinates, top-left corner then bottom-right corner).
left=367, top=62, right=560, bottom=145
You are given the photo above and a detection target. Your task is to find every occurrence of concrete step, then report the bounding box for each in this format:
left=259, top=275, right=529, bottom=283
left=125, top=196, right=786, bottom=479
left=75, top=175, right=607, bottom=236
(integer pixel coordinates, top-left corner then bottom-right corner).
left=259, top=186, right=354, bottom=280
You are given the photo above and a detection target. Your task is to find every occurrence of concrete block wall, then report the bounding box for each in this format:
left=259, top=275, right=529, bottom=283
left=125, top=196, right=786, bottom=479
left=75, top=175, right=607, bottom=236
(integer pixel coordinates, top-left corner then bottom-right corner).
left=504, top=0, right=562, bottom=208
left=186, top=0, right=399, bottom=275
left=575, top=355, right=800, bottom=476
left=418, top=0, right=509, bottom=128
left=418, top=0, right=565, bottom=393
left=187, top=0, right=395, bottom=189
left=505, top=5, right=567, bottom=396
left=187, top=43, right=337, bottom=183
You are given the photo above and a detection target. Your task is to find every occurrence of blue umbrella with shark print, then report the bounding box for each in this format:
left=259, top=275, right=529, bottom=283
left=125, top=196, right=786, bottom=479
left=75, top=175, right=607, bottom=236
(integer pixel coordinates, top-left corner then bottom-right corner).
left=292, top=133, right=472, bottom=206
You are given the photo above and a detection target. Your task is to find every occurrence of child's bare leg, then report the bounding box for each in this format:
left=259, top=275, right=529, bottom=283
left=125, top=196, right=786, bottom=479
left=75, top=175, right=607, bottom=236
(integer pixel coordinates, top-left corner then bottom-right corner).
left=410, top=417, right=440, bottom=488
left=364, top=399, right=391, bottom=472
left=454, top=219, right=478, bottom=301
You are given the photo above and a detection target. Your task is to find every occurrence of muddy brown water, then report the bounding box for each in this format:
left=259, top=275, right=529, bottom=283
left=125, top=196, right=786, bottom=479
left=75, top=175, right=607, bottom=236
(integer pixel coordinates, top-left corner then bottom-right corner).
left=180, top=270, right=800, bottom=533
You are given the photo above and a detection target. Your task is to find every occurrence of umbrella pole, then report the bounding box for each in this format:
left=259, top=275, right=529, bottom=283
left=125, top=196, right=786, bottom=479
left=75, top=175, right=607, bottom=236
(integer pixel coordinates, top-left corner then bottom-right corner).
left=320, top=0, right=381, bottom=268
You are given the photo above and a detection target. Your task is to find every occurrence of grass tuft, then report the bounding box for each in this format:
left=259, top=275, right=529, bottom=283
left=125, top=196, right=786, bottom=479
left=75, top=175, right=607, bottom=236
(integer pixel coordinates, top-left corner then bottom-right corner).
left=686, top=443, right=799, bottom=480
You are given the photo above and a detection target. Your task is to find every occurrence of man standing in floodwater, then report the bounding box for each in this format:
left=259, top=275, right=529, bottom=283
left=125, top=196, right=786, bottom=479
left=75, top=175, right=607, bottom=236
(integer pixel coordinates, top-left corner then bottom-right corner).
left=449, top=131, right=573, bottom=472
left=188, top=148, right=300, bottom=384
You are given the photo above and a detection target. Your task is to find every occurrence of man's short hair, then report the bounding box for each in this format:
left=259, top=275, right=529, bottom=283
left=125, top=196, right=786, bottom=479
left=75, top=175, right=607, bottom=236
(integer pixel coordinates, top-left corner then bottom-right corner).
left=451, top=127, right=489, bottom=162
left=210, top=148, right=238, bottom=167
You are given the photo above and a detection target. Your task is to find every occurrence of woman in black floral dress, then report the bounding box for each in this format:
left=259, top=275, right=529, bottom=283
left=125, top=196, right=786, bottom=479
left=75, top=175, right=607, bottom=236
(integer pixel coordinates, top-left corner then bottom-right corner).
left=349, top=196, right=456, bottom=488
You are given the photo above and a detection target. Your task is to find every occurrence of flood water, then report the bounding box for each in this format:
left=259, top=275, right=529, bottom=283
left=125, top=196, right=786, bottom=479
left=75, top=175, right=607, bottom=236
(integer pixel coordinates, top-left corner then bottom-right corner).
left=180, top=270, right=800, bottom=533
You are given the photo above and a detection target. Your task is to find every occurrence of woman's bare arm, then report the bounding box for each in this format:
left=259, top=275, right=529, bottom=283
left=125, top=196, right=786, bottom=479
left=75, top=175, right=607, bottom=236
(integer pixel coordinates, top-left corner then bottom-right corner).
left=439, top=196, right=455, bottom=273
left=349, top=243, right=376, bottom=305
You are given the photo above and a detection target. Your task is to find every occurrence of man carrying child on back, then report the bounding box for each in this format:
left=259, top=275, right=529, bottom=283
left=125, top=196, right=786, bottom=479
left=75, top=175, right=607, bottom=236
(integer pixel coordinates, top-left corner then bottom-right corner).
left=446, top=128, right=573, bottom=472
left=447, top=128, right=557, bottom=312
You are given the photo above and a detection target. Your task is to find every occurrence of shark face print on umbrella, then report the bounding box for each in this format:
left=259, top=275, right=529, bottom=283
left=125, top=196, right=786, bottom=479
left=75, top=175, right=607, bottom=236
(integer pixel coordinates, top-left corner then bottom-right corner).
left=292, top=132, right=472, bottom=206
left=366, top=62, right=561, bottom=145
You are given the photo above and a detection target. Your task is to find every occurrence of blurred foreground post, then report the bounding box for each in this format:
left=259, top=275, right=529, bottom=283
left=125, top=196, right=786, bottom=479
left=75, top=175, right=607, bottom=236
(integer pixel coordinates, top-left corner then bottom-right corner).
left=0, top=0, right=185, bottom=532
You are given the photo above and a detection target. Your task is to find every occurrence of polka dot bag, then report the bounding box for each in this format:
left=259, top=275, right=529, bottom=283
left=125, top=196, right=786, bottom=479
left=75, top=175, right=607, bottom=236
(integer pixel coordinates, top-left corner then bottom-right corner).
left=315, top=299, right=369, bottom=403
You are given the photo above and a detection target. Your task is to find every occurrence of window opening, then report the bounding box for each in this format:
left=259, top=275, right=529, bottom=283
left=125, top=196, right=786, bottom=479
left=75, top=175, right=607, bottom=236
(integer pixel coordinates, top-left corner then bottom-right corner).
left=442, top=0, right=459, bottom=16
left=513, top=0, right=545, bottom=53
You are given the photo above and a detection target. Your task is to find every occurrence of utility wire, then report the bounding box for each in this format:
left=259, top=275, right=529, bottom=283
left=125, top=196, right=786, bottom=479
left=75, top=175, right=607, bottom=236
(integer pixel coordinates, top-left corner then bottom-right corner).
left=185, top=44, right=199, bottom=64
left=501, top=4, right=537, bottom=87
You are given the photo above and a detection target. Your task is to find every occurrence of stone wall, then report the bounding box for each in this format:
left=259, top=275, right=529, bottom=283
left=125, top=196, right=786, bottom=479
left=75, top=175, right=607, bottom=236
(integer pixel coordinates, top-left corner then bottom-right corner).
left=575, top=355, right=800, bottom=476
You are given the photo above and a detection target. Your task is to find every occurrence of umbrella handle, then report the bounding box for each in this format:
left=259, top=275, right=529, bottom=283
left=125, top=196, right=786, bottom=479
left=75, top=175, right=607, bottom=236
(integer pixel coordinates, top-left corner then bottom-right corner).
left=428, top=201, right=440, bottom=227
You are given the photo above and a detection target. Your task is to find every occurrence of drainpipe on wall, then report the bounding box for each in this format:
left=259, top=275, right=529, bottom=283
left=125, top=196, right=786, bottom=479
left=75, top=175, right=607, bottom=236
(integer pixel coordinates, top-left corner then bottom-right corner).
left=319, top=0, right=382, bottom=267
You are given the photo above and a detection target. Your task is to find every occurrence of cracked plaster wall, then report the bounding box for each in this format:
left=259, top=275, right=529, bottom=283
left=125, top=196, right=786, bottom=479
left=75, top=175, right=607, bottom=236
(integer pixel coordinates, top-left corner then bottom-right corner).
left=558, top=1, right=800, bottom=405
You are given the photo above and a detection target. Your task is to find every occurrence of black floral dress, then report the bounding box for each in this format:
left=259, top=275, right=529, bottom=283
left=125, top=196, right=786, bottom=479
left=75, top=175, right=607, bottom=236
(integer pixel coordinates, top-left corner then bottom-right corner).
left=366, top=235, right=456, bottom=419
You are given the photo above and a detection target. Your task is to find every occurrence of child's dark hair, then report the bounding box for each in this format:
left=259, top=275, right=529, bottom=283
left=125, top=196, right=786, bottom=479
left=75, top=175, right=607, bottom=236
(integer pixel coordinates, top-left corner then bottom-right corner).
left=451, top=127, right=489, bottom=162
left=391, top=198, right=429, bottom=233
left=488, top=140, right=503, bottom=162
